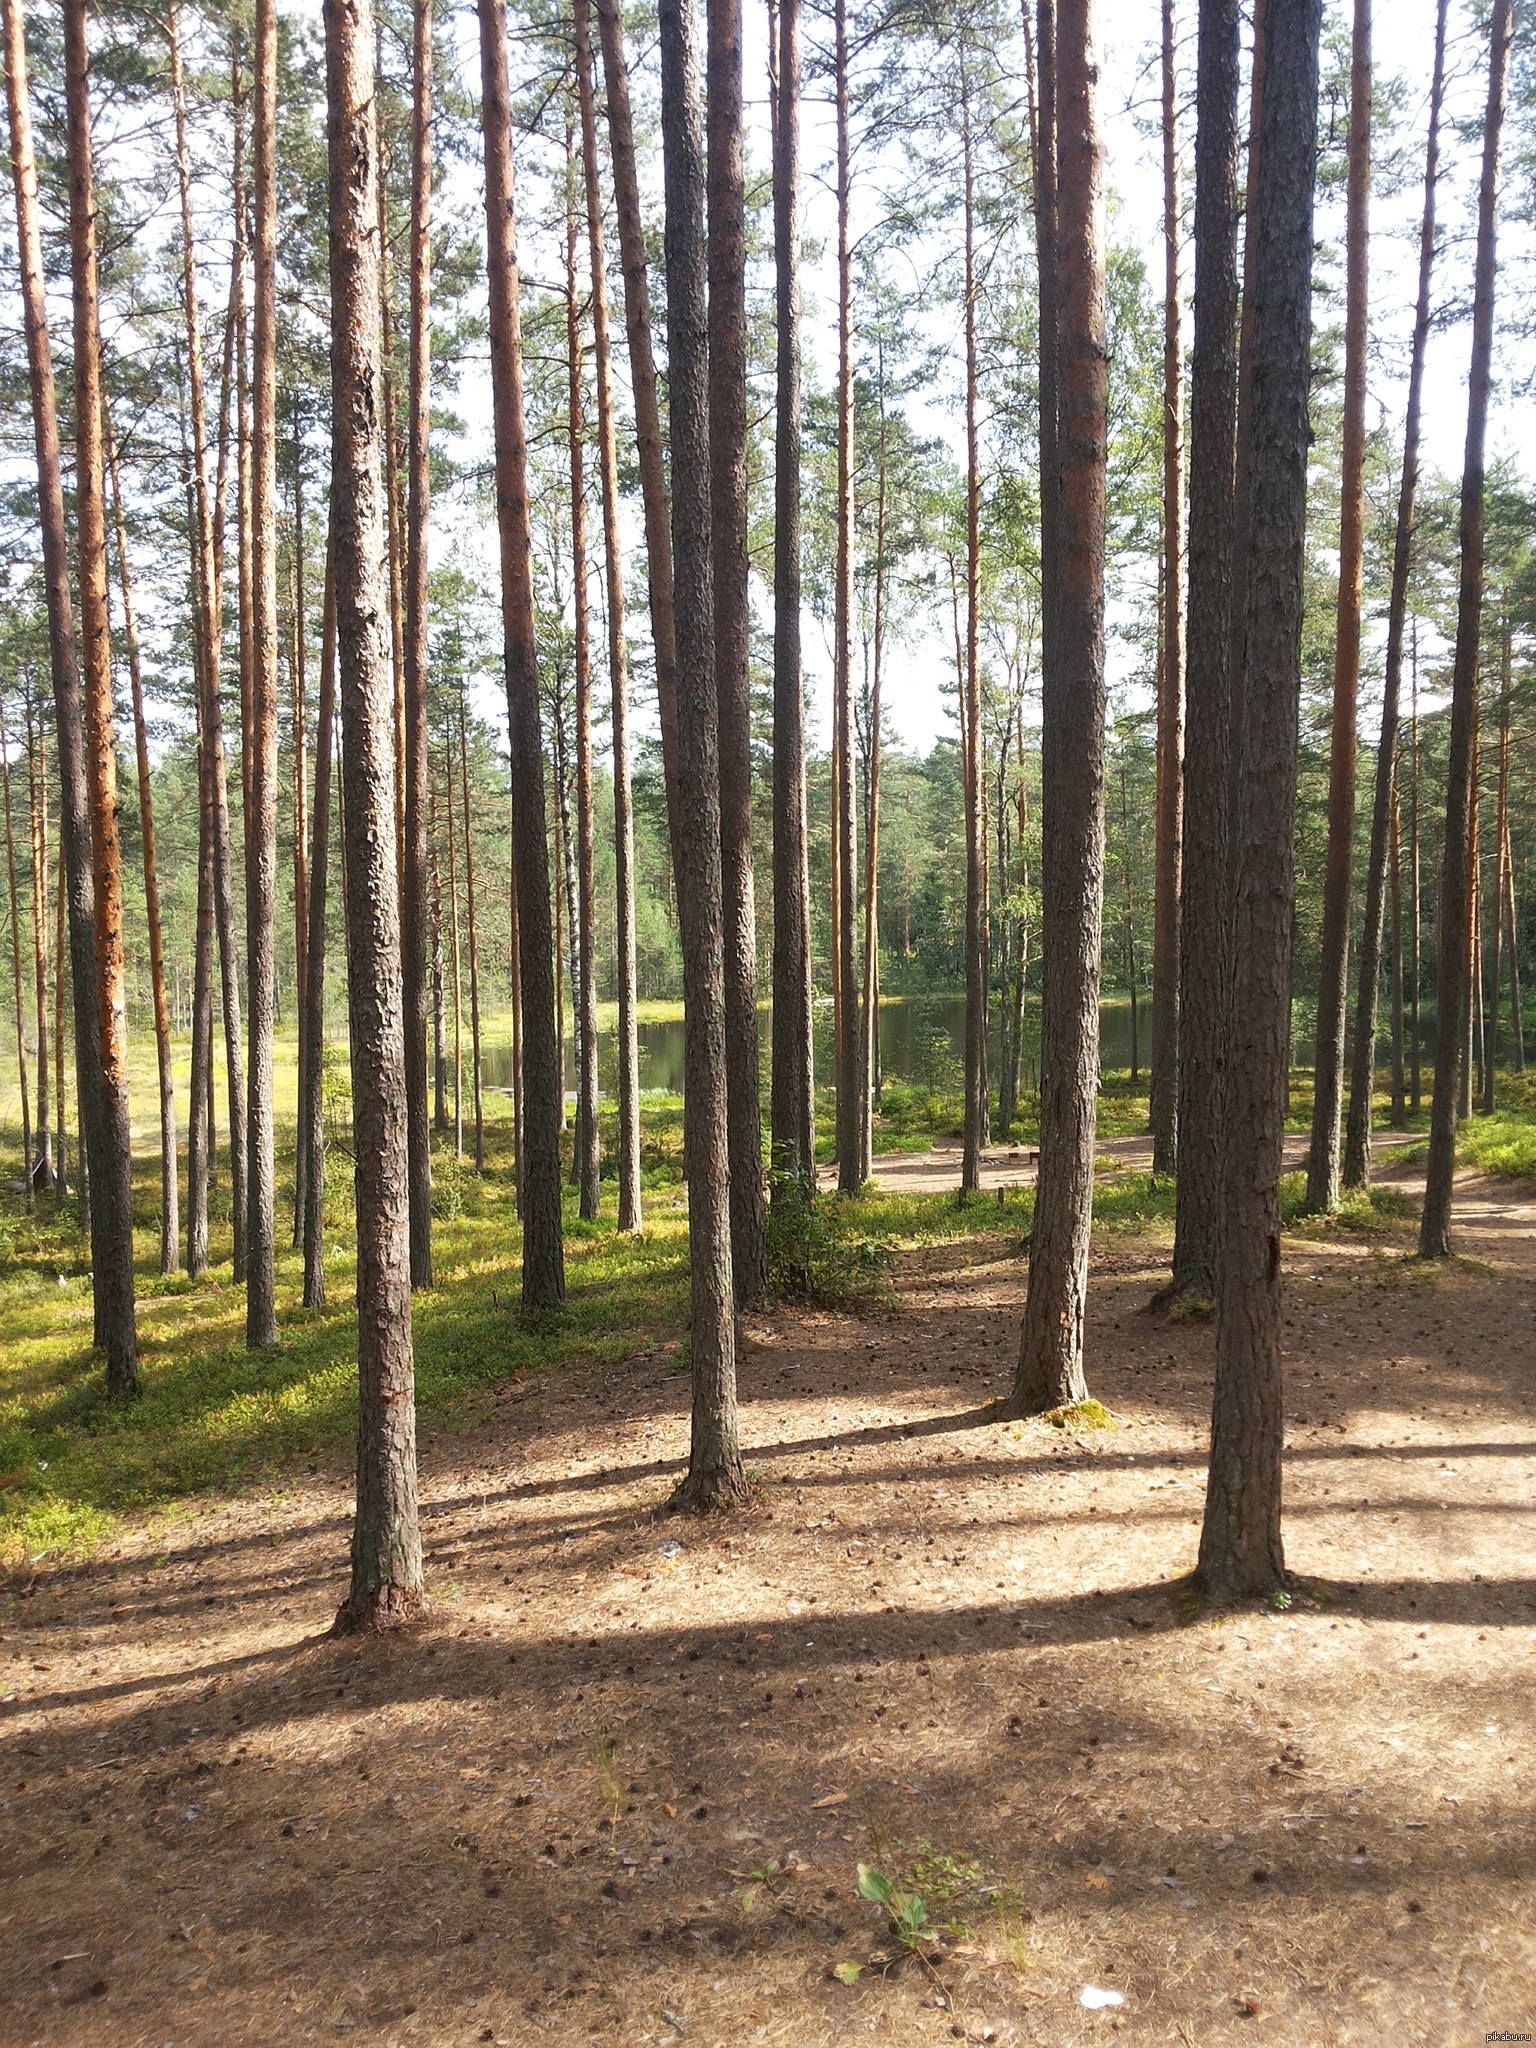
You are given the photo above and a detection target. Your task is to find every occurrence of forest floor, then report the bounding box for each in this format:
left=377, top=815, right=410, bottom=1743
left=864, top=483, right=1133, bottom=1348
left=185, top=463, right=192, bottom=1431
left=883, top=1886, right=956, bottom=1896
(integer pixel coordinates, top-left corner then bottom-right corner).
left=3, top=1140, right=1534, bottom=2047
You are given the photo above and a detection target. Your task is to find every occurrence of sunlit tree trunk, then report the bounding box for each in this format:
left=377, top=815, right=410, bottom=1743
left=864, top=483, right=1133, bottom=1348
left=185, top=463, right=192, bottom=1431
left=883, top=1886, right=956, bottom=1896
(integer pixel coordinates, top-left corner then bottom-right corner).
left=53, top=839, right=67, bottom=1202
left=2, top=0, right=105, bottom=1254
left=858, top=367, right=887, bottom=1186
left=22, top=699, right=47, bottom=1194
left=477, top=0, right=565, bottom=1308
left=1149, top=0, right=1183, bottom=1179
left=1120, top=760, right=1139, bottom=1082
left=1409, top=636, right=1422, bottom=1111
left=564, top=129, right=601, bottom=1221
left=1460, top=709, right=1480, bottom=1124
left=960, top=68, right=986, bottom=1197
left=1225, top=0, right=1267, bottom=829
left=0, top=694, right=33, bottom=1214
left=431, top=786, right=447, bottom=1134
left=1484, top=625, right=1511, bottom=1113
left=575, top=0, right=642, bottom=1231
left=1343, top=0, right=1444, bottom=1188
left=289, top=462, right=309, bottom=1250
left=64, top=0, right=139, bottom=1394
left=1388, top=759, right=1406, bottom=1126
left=832, top=0, right=859, bottom=1195
left=660, top=0, right=744, bottom=1509
left=768, top=0, right=814, bottom=1202
left=401, top=0, right=433, bottom=1288
left=325, top=0, right=425, bottom=1631
left=445, top=739, right=462, bottom=1158
left=1169, top=0, right=1239, bottom=1301
left=459, top=693, right=485, bottom=1173
left=1305, top=0, right=1371, bottom=1213
left=187, top=679, right=214, bottom=1275
left=1009, top=0, right=1106, bottom=1416
left=1198, top=0, right=1321, bottom=1603
left=302, top=545, right=336, bottom=1310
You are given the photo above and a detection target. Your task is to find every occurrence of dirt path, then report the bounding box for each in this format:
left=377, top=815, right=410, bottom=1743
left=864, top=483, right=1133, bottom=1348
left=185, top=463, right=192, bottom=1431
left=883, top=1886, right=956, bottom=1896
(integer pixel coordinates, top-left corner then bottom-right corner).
left=2, top=1165, right=1533, bottom=2046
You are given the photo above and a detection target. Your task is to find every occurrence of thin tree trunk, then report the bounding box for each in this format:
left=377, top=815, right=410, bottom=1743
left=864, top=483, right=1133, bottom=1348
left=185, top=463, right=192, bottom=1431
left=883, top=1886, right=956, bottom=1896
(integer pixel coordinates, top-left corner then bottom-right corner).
left=477, top=0, right=565, bottom=1308
left=1503, top=763, right=1523, bottom=1076
left=1198, top=0, right=1321, bottom=1604
left=1409, top=631, right=1421, bottom=1110
left=1389, top=757, right=1406, bottom=1126
left=64, top=0, right=139, bottom=1394
left=1121, top=760, right=1139, bottom=1083
left=1169, top=0, right=1240, bottom=1300
left=575, top=0, right=642, bottom=1231
left=301, top=544, right=336, bottom=1309
left=459, top=693, right=485, bottom=1174
left=506, top=803, right=523, bottom=1202
left=707, top=0, right=767, bottom=1295
left=1009, top=0, right=1107, bottom=1415
left=592, top=0, right=682, bottom=843
left=1305, top=0, right=1371, bottom=1213
left=833, top=0, right=859, bottom=1196
left=1342, top=0, right=1444, bottom=1188
left=325, top=0, right=425, bottom=1631
left=22, top=699, right=47, bottom=1193
left=960, top=68, right=986, bottom=1197
left=660, top=0, right=744, bottom=1509
left=445, top=739, right=462, bottom=1158
left=564, top=133, right=601, bottom=1221
left=859, top=369, right=887, bottom=1188
left=1225, top=0, right=1268, bottom=830
left=377, top=103, right=407, bottom=903
left=0, top=694, right=33, bottom=1214
left=187, top=680, right=214, bottom=1276
left=1150, top=0, right=1183, bottom=1179
left=1484, top=624, right=1511, bottom=1113
left=106, top=418, right=177, bottom=1271
left=290, top=462, right=309, bottom=1249
left=53, top=836, right=67, bottom=1202
left=2, top=0, right=106, bottom=1256
left=402, top=0, right=434, bottom=1287
left=768, top=0, right=814, bottom=1202
left=431, top=786, right=447, bottom=1133
left=1461, top=709, right=1481, bottom=1122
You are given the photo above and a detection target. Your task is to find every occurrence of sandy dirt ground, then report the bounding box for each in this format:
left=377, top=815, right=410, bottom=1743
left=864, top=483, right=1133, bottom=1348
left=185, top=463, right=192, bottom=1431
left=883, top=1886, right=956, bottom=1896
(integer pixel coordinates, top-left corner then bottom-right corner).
left=2, top=1154, right=1533, bottom=2048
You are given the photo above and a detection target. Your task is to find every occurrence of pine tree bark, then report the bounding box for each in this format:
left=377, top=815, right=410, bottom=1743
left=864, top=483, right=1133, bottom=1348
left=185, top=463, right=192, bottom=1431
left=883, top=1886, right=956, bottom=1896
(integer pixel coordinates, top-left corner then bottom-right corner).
left=575, top=0, right=642, bottom=1232
left=592, top=0, right=682, bottom=845
left=1420, top=0, right=1511, bottom=1258
left=1409, top=639, right=1422, bottom=1110
left=187, top=678, right=215, bottom=1276
left=106, top=419, right=178, bottom=1272
left=706, top=0, right=767, bottom=1296
left=445, top=736, right=463, bottom=1156
left=1305, top=0, right=1371, bottom=1213
left=401, top=0, right=433, bottom=1287
left=22, top=699, right=47, bottom=1193
left=1149, top=0, right=1183, bottom=1180
left=52, top=837, right=67, bottom=1202
left=0, top=694, right=33, bottom=1214
left=564, top=136, right=601, bottom=1222
left=960, top=68, right=986, bottom=1197
left=432, top=788, right=448, bottom=1133
left=477, top=0, right=565, bottom=1308
left=1169, top=0, right=1239, bottom=1302
left=325, top=0, right=426, bottom=1632
left=459, top=693, right=485, bottom=1173
left=1388, top=758, right=1406, bottom=1125
left=660, top=0, right=745, bottom=1510
left=1342, top=0, right=1445, bottom=1188
left=64, top=0, right=139, bottom=1395
left=832, top=0, right=860, bottom=1197
left=302, top=543, right=336, bottom=1309
left=768, top=0, right=815, bottom=1200
left=1197, top=0, right=1321, bottom=1604
left=1009, top=0, right=1106, bottom=1415
left=858, top=371, right=887, bottom=1187
left=2, top=0, right=107, bottom=1257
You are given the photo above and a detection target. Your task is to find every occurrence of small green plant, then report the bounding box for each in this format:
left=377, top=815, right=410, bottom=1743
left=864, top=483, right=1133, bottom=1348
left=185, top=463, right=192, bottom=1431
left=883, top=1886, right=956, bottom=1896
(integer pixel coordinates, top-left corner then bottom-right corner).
left=856, top=1860, right=937, bottom=1955
left=1042, top=1397, right=1115, bottom=1431
left=765, top=1171, right=894, bottom=1310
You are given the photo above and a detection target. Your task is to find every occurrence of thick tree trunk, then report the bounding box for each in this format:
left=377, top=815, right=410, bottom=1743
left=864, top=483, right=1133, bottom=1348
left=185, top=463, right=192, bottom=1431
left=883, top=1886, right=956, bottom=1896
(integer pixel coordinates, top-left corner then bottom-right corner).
left=575, top=0, right=642, bottom=1232
left=401, top=0, right=433, bottom=1287
left=0, top=696, right=33, bottom=1214
left=325, top=0, right=426, bottom=1633
left=301, top=545, right=336, bottom=1310
left=2, top=0, right=107, bottom=1256
left=1225, top=0, right=1268, bottom=827
left=592, top=0, right=682, bottom=844
left=459, top=694, right=485, bottom=1174
left=708, top=0, right=767, bottom=1298
left=106, top=420, right=177, bottom=1272
left=1343, top=0, right=1444, bottom=1188
left=832, top=0, right=860, bottom=1197
left=768, top=0, right=815, bottom=1202
left=960, top=73, right=986, bottom=1197
left=660, top=0, right=745, bottom=1510
left=1305, top=0, right=1371, bottom=1213
left=1149, top=0, right=1183, bottom=1180
left=64, top=0, right=139, bottom=1395
left=477, top=0, right=565, bottom=1309
left=1009, top=0, right=1106, bottom=1415
left=1420, top=0, right=1510, bottom=1255
left=1169, top=0, right=1239, bottom=1302
left=1198, top=0, right=1320, bottom=1604
left=564, top=144, right=601, bottom=1222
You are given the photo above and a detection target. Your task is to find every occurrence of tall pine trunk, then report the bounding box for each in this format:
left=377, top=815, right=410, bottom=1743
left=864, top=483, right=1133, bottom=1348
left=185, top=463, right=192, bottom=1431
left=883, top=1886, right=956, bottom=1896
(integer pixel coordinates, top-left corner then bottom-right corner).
left=1149, top=0, right=1183, bottom=1180
left=832, top=0, right=859, bottom=1196
left=459, top=694, right=485, bottom=1173
left=0, top=695, right=33, bottom=1214
left=960, top=69, right=986, bottom=1196
left=1342, top=0, right=1444, bottom=1188
left=477, top=0, right=565, bottom=1308
left=768, top=0, right=815, bottom=1199
left=1169, top=0, right=1239, bottom=1302
left=1198, top=0, right=1321, bottom=1603
left=64, top=0, right=139, bottom=1394
left=1304, top=0, right=1371, bottom=1213
left=302, top=547, right=336, bottom=1309
left=325, top=0, right=425, bottom=1632
left=575, top=0, right=642, bottom=1231
left=1009, top=0, right=1107, bottom=1415
left=1420, top=0, right=1511, bottom=1258
left=22, top=700, right=47, bottom=1193
left=660, top=0, right=745, bottom=1510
